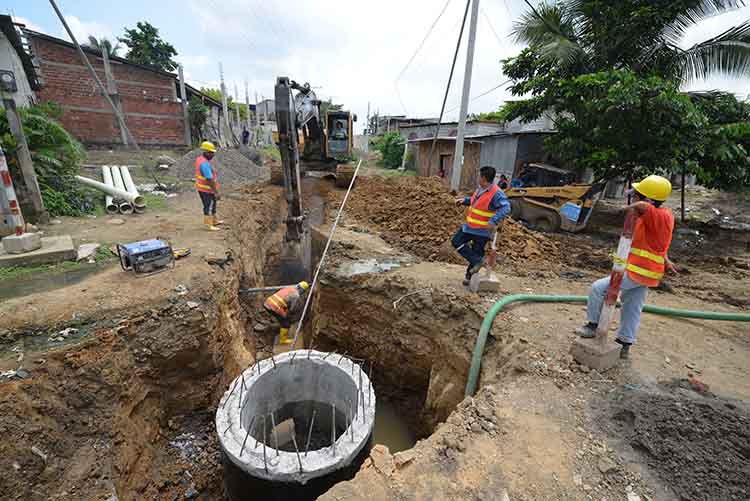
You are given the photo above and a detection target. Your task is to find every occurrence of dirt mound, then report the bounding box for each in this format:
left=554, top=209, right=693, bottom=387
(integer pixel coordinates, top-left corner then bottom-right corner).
left=176, top=148, right=266, bottom=187
left=605, top=382, right=750, bottom=500
left=336, top=176, right=562, bottom=264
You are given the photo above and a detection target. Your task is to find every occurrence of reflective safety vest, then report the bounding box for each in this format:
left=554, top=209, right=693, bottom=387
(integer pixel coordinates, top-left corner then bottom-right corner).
left=626, top=208, right=674, bottom=287
left=466, top=184, right=499, bottom=229
left=195, top=155, right=219, bottom=193
left=264, top=286, right=298, bottom=318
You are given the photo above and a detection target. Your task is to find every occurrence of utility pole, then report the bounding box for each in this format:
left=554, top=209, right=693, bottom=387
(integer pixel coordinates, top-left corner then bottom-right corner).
left=1, top=95, right=45, bottom=219
left=101, top=49, right=128, bottom=146
left=262, top=94, right=269, bottom=145
left=450, top=0, right=480, bottom=191
left=255, top=91, right=261, bottom=146
left=178, top=64, right=191, bottom=146
left=233, top=81, right=241, bottom=126
left=219, top=62, right=230, bottom=144
left=244, top=80, right=251, bottom=135
left=366, top=101, right=370, bottom=135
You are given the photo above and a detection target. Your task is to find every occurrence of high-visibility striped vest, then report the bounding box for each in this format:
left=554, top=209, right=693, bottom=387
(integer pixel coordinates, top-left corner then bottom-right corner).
left=195, top=155, right=218, bottom=193
left=264, top=286, right=298, bottom=318
left=466, top=184, right=499, bottom=229
left=627, top=207, right=674, bottom=287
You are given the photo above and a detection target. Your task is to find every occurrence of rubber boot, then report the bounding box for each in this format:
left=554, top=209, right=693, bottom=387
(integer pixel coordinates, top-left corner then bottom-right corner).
left=278, top=327, right=293, bottom=345
left=204, top=215, right=220, bottom=231
left=212, top=215, right=226, bottom=226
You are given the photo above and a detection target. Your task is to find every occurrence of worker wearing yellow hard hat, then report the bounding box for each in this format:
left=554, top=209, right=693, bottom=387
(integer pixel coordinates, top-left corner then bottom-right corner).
left=263, top=281, right=310, bottom=345
left=195, top=141, right=223, bottom=231
left=576, top=174, right=677, bottom=360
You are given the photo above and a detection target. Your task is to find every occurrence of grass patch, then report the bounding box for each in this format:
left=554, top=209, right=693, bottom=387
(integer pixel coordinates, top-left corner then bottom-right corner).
left=262, top=144, right=281, bottom=162
left=142, top=192, right=168, bottom=211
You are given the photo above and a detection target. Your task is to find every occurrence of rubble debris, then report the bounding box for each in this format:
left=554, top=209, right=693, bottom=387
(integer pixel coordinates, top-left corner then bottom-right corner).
left=175, top=148, right=267, bottom=187
left=174, top=284, right=189, bottom=296
left=77, top=243, right=100, bottom=261
left=30, top=445, right=48, bottom=462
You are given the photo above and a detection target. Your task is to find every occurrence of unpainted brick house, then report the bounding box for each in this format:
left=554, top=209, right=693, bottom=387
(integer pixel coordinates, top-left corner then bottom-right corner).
left=24, top=29, right=208, bottom=148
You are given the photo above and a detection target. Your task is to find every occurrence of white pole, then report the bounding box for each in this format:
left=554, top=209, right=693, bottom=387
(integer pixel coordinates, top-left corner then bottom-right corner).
left=219, top=62, right=230, bottom=144
left=450, top=0, right=480, bottom=191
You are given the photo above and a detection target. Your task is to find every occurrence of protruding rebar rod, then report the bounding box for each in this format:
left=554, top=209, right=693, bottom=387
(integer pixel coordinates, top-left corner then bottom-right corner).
left=240, top=415, right=256, bottom=457
left=361, top=388, right=365, bottom=422
left=290, top=352, right=297, bottom=364
left=262, top=415, right=268, bottom=472
left=241, top=373, right=247, bottom=392
left=331, top=403, right=336, bottom=456
left=291, top=434, right=303, bottom=473
left=270, top=355, right=277, bottom=369
left=271, top=411, right=279, bottom=457
left=348, top=400, right=354, bottom=442
left=323, top=351, right=336, bottom=360
left=337, top=352, right=348, bottom=365
left=222, top=377, right=240, bottom=409
left=304, top=410, right=317, bottom=457
left=223, top=422, right=232, bottom=436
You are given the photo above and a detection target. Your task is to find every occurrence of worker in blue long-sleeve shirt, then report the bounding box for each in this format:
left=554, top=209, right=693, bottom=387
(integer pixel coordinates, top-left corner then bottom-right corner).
left=452, top=166, right=511, bottom=286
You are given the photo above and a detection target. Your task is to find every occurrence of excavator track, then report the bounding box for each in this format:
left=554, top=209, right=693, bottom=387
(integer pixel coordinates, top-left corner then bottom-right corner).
left=334, top=163, right=355, bottom=188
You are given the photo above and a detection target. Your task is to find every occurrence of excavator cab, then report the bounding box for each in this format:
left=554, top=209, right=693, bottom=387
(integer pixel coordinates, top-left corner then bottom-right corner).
left=324, top=112, right=353, bottom=160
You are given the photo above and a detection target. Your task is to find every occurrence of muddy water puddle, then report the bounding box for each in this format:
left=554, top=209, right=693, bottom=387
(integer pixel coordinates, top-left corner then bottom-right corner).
left=373, top=399, right=417, bottom=453
left=0, top=262, right=111, bottom=301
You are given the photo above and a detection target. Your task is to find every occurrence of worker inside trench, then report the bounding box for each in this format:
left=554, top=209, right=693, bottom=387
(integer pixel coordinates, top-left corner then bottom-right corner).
left=246, top=242, right=423, bottom=457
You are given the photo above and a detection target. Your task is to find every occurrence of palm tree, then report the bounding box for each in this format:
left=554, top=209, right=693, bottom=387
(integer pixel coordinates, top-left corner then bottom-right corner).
left=512, top=0, right=750, bottom=84
left=85, top=36, right=120, bottom=57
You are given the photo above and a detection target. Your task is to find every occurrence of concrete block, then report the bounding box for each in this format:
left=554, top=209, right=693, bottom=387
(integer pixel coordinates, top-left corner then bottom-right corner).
left=2, top=232, right=42, bottom=254
left=0, top=235, right=76, bottom=267
left=571, top=337, right=621, bottom=372
left=469, top=270, right=502, bottom=293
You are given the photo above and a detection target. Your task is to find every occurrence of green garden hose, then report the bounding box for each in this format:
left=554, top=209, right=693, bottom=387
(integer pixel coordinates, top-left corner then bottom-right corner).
left=465, top=294, right=750, bottom=397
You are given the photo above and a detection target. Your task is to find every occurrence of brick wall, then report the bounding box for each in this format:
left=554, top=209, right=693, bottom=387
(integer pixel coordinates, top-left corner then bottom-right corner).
left=30, top=35, right=187, bottom=148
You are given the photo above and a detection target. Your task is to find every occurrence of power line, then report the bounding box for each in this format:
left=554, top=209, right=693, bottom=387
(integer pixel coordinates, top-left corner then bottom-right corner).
left=395, top=0, right=453, bottom=82
left=480, top=6, right=504, bottom=47
left=445, top=79, right=512, bottom=114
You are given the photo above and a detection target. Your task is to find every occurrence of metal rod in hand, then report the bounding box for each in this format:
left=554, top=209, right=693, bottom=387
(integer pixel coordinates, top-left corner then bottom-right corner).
left=291, top=434, right=303, bottom=473
left=291, top=159, right=363, bottom=347
left=271, top=411, right=279, bottom=456
left=304, top=410, right=317, bottom=457
left=239, top=284, right=296, bottom=294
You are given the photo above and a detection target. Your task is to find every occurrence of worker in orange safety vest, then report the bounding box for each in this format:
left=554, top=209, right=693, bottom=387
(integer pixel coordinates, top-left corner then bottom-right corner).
left=195, top=141, right=223, bottom=231
left=575, top=175, right=678, bottom=359
left=263, top=281, right=310, bottom=345
left=452, top=166, right=511, bottom=286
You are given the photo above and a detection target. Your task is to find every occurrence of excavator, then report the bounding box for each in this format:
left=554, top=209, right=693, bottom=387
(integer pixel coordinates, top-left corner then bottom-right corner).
left=271, top=78, right=357, bottom=188
left=272, top=76, right=358, bottom=281
left=505, top=163, right=606, bottom=233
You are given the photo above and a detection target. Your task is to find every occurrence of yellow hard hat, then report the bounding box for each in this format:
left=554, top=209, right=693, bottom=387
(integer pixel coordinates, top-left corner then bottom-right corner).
left=298, top=281, right=310, bottom=291
left=632, top=175, right=672, bottom=202
left=200, top=141, right=217, bottom=153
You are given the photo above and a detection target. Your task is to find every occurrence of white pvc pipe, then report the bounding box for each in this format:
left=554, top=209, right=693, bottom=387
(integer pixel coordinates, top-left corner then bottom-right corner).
left=119, top=165, right=145, bottom=213
left=101, top=165, right=119, bottom=215
left=76, top=175, right=145, bottom=207
left=110, top=166, right=134, bottom=214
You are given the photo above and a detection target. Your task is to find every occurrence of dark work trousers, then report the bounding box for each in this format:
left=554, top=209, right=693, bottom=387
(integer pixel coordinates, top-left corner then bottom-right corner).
left=264, top=305, right=291, bottom=328
left=198, top=191, right=217, bottom=215
left=452, top=227, right=489, bottom=277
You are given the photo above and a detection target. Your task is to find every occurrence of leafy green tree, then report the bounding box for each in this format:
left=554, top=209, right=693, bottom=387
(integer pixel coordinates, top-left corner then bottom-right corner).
left=372, top=131, right=405, bottom=169
left=187, top=97, right=208, bottom=145
left=118, top=21, right=178, bottom=72
left=200, top=87, right=248, bottom=121
left=85, top=36, right=120, bottom=57
left=689, top=91, right=750, bottom=189
left=518, top=70, right=706, bottom=181
left=0, top=104, right=89, bottom=216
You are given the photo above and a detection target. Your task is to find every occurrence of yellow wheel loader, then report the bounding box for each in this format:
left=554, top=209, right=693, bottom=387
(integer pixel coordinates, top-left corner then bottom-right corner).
left=505, top=163, right=605, bottom=233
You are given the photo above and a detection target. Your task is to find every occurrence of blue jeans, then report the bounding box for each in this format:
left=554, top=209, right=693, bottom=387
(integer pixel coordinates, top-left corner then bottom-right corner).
left=198, top=191, right=216, bottom=215
left=452, top=228, right=488, bottom=277
left=586, top=274, right=649, bottom=344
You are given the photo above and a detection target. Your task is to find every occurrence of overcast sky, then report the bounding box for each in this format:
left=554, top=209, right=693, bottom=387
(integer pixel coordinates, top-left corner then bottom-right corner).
left=7, top=0, right=750, bottom=133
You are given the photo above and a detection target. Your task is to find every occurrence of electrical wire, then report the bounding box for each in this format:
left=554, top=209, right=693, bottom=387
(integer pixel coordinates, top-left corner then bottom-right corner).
left=480, top=6, right=504, bottom=47
left=444, top=79, right=512, bottom=114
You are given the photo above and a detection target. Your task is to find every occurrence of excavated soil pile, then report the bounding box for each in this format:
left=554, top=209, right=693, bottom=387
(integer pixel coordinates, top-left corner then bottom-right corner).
left=605, top=382, right=750, bottom=500
left=335, top=176, right=562, bottom=265
left=176, top=148, right=266, bottom=186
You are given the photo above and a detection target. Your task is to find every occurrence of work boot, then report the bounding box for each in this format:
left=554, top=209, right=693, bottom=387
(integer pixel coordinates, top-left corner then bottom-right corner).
left=575, top=322, right=598, bottom=338
left=212, top=215, right=225, bottom=226
left=204, top=215, right=220, bottom=231
left=278, top=327, right=293, bottom=345
left=463, top=270, right=472, bottom=287
left=615, top=338, right=632, bottom=359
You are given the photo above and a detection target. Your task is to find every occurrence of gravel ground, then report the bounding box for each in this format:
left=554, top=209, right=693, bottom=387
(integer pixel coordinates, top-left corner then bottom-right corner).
left=175, top=148, right=267, bottom=187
